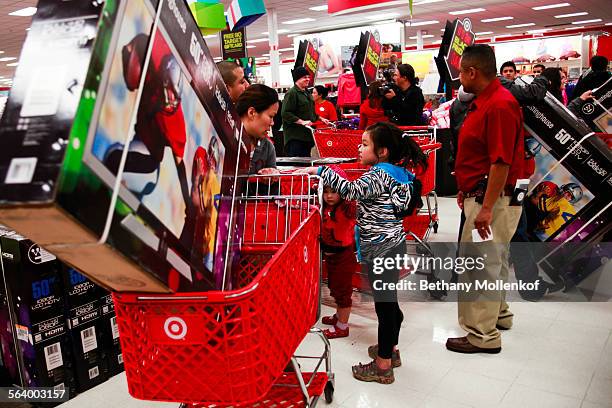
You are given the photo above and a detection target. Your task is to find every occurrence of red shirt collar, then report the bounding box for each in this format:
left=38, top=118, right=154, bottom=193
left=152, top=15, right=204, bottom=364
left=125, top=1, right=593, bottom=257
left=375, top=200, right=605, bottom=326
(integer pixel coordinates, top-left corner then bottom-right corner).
left=471, top=78, right=502, bottom=109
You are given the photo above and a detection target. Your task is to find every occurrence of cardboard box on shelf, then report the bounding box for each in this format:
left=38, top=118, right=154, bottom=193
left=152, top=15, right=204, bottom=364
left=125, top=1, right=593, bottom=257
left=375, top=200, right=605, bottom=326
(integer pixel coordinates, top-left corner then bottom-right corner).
left=62, top=267, right=106, bottom=392
left=98, top=292, right=123, bottom=378
left=0, top=0, right=248, bottom=293
left=0, top=233, right=76, bottom=396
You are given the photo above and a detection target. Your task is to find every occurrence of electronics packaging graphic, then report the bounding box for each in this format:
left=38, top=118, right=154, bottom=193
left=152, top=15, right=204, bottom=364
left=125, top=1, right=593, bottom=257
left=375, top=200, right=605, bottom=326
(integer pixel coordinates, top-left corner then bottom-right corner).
left=0, top=0, right=249, bottom=293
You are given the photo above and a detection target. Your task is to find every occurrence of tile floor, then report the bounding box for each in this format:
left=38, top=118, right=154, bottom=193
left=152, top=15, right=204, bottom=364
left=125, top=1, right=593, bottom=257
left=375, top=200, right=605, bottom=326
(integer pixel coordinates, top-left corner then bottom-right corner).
left=57, top=198, right=612, bottom=408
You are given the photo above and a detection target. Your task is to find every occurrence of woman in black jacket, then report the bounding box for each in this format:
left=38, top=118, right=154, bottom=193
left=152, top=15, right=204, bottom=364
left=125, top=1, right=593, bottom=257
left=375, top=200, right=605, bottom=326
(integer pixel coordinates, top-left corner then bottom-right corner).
left=382, top=63, right=425, bottom=126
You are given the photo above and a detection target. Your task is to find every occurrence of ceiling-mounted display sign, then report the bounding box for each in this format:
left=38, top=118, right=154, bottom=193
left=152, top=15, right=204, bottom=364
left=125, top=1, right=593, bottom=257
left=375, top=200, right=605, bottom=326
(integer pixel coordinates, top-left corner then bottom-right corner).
left=189, top=0, right=226, bottom=35
left=434, top=18, right=475, bottom=89
left=227, top=0, right=266, bottom=31
left=221, top=27, right=247, bottom=60
left=354, top=31, right=381, bottom=87
left=294, top=40, right=320, bottom=85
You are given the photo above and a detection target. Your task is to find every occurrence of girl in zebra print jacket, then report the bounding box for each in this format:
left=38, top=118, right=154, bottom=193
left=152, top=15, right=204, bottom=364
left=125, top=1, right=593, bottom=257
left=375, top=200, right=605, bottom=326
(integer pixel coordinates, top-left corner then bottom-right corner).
left=299, top=122, right=427, bottom=384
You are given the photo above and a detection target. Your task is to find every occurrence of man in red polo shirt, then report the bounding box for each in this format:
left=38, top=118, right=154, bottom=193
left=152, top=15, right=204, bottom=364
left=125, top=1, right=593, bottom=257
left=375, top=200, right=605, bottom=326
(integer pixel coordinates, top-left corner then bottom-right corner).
left=446, top=44, right=524, bottom=354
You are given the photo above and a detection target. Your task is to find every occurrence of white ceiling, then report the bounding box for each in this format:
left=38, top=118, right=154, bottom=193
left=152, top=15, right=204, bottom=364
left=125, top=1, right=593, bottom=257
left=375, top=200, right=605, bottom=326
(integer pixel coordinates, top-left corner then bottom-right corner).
left=0, top=0, right=610, bottom=83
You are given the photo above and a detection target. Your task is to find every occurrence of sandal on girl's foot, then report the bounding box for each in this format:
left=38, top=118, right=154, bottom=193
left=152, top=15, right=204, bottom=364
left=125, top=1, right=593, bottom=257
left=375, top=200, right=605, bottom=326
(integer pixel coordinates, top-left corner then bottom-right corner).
left=352, top=360, right=394, bottom=384
left=323, top=324, right=349, bottom=339
left=321, top=314, right=338, bottom=326
left=367, top=344, right=402, bottom=368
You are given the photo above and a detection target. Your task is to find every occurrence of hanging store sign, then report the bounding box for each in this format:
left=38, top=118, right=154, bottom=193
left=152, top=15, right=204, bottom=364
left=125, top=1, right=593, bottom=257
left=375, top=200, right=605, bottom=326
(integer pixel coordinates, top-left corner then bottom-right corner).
left=221, top=27, right=247, bottom=60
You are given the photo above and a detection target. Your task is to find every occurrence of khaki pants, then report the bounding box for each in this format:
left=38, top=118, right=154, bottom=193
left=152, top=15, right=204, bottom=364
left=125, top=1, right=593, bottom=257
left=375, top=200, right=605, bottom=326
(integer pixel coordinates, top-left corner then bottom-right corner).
left=458, top=196, right=522, bottom=349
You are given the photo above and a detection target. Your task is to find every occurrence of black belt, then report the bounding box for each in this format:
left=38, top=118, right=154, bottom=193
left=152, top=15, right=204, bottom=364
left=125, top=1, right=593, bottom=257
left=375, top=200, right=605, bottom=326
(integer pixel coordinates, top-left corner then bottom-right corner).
left=463, top=184, right=514, bottom=199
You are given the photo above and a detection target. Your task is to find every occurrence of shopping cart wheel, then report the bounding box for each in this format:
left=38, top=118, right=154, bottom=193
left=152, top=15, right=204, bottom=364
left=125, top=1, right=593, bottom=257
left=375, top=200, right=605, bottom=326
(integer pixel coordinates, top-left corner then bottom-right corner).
left=433, top=221, right=438, bottom=233
left=324, top=380, right=334, bottom=403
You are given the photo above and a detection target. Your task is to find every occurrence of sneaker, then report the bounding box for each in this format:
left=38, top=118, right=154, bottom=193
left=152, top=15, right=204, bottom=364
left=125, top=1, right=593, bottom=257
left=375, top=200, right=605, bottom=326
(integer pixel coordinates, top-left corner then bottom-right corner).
left=321, top=314, right=338, bottom=326
left=352, top=360, right=394, bottom=384
left=368, top=344, right=402, bottom=368
left=323, top=325, right=349, bottom=339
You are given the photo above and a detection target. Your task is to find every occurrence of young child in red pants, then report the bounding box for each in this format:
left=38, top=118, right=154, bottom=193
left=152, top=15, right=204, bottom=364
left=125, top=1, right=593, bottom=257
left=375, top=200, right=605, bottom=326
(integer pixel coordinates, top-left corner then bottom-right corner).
left=320, top=166, right=358, bottom=339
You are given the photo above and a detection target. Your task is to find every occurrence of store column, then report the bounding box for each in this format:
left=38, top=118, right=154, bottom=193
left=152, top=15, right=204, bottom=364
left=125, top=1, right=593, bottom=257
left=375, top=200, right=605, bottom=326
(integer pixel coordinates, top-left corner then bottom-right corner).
left=267, top=8, right=280, bottom=88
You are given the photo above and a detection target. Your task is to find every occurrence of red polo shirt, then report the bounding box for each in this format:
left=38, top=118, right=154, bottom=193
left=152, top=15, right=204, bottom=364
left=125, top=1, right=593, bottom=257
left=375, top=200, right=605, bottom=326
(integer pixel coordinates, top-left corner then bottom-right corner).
left=455, top=78, right=524, bottom=193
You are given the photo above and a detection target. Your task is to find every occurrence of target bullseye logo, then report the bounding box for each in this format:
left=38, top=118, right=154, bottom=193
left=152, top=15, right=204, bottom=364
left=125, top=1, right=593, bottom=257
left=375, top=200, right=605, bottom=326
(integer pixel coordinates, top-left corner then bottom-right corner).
left=326, top=141, right=333, bottom=147
left=303, top=246, right=309, bottom=263
left=164, top=317, right=187, bottom=340
left=463, top=18, right=472, bottom=32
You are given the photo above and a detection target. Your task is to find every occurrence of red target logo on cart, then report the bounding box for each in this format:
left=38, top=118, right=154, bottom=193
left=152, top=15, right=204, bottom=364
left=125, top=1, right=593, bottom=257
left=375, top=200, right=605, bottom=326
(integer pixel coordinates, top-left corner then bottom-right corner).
left=326, top=140, right=333, bottom=147
left=164, top=317, right=188, bottom=340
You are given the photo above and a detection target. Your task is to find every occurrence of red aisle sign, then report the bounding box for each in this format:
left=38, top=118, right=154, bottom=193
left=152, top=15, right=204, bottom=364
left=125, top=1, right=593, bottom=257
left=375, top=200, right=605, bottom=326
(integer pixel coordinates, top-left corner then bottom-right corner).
left=444, top=18, right=475, bottom=81
left=295, top=40, right=320, bottom=85
left=362, top=32, right=382, bottom=85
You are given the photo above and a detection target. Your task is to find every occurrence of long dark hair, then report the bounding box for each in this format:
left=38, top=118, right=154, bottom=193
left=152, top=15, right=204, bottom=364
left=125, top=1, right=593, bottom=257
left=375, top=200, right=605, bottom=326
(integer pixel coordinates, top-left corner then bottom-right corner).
left=542, top=67, right=562, bottom=102
left=397, top=63, right=419, bottom=86
left=365, top=122, right=428, bottom=170
left=235, top=84, right=279, bottom=117
left=367, top=80, right=384, bottom=107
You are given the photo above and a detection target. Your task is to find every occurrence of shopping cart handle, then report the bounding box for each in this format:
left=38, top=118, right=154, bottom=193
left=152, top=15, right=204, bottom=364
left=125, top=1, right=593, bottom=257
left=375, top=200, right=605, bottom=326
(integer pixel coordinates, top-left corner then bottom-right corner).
left=398, top=126, right=432, bottom=131
left=420, top=142, right=442, bottom=153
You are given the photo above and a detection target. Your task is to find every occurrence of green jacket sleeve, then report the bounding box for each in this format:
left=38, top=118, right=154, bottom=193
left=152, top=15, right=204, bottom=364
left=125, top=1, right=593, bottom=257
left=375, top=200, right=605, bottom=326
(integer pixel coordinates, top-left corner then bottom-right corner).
left=282, top=90, right=301, bottom=124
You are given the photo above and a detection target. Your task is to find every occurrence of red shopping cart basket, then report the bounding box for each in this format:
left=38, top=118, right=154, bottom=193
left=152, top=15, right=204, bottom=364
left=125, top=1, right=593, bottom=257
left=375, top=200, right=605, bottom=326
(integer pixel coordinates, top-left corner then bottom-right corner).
left=113, top=210, right=322, bottom=406
left=313, top=129, right=362, bottom=159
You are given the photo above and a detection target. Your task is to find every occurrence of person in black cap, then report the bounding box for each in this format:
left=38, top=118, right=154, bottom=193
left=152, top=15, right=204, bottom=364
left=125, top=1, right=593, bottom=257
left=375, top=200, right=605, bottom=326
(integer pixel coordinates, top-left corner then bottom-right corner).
left=281, top=66, right=328, bottom=156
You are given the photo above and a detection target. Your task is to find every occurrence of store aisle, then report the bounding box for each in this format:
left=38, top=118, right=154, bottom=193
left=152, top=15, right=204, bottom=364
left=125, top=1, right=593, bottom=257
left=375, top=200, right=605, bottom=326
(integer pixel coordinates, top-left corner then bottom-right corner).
left=58, top=199, right=612, bottom=408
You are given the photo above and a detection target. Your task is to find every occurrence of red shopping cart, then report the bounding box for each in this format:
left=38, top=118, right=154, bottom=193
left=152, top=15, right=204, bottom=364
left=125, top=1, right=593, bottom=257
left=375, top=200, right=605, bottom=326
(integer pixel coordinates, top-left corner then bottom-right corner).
left=113, top=174, right=334, bottom=407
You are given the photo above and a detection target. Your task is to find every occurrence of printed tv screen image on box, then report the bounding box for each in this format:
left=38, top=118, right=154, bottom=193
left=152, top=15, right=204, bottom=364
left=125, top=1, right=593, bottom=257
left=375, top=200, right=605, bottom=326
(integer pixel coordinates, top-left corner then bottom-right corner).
left=0, top=0, right=247, bottom=293
left=86, top=22, right=227, bottom=280
left=527, top=141, right=596, bottom=242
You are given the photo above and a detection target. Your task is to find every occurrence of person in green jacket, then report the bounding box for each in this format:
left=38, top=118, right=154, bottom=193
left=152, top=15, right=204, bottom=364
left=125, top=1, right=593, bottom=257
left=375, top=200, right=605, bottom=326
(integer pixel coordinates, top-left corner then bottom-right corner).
left=282, top=66, right=329, bottom=156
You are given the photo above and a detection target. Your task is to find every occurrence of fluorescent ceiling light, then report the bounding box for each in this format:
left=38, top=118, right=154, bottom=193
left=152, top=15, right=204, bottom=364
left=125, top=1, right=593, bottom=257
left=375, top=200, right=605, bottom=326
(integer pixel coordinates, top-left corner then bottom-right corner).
left=555, top=12, right=588, bottom=18
left=527, top=28, right=552, bottom=33
left=203, top=34, right=217, bottom=39
left=481, top=17, right=513, bottom=23
left=309, top=5, right=328, bottom=11
left=449, top=8, right=485, bottom=15
left=261, top=29, right=290, bottom=35
left=414, top=0, right=445, bottom=4
left=246, top=45, right=256, bottom=48
left=606, top=22, right=612, bottom=26
left=278, top=47, right=295, bottom=52
left=0, top=51, right=3, bottom=54
left=282, top=18, right=315, bottom=25
left=506, top=23, right=535, bottom=28
left=287, top=33, right=300, bottom=37
left=6, top=63, right=18, bottom=67
left=0, top=57, right=16, bottom=62
left=572, top=19, right=602, bottom=24
left=476, top=31, right=494, bottom=35
left=532, top=3, right=570, bottom=10
left=566, top=26, right=583, bottom=29
left=365, top=13, right=399, bottom=20
left=406, top=20, right=439, bottom=27
left=409, top=34, right=435, bottom=39
left=248, top=38, right=269, bottom=43
left=433, top=40, right=443, bottom=44
left=8, top=7, right=37, bottom=16
left=262, top=53, right=271, bottom=56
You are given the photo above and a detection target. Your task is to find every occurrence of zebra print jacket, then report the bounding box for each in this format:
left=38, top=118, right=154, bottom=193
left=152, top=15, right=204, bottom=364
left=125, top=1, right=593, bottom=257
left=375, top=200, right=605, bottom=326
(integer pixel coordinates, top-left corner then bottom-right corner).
left=318, top=163, right=415, bottom=260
